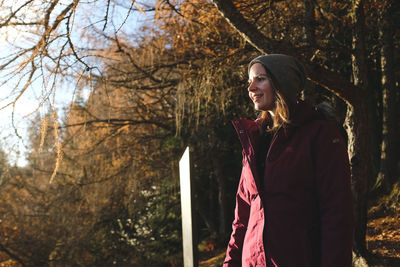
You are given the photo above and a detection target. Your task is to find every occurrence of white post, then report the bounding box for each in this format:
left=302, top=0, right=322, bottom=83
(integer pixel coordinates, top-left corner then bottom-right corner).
left=179, top=147, right=197, bottom=267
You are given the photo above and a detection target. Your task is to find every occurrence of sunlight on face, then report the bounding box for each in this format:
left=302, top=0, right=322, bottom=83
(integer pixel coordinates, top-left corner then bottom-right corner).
left=248, top=63, right=274, bottom=111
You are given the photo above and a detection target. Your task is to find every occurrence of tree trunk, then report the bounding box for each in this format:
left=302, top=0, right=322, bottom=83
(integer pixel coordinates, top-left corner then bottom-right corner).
left=348, top=0, right=370, bottom=262
left=303, top=0, right=316, bottom=49
left=212, top=157, right=227, bottom=235
left=344, top=102, right=370, bottom=258
left=378, top=0, right=398, bottom=191
left=208, top=131, right=227, bottom=236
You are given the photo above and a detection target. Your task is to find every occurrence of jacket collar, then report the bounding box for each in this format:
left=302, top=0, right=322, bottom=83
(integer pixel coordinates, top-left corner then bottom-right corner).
left=231, top=101, right=321, bottom=194
left=233, top=101, right=323, bottom=160
left=231, top=118, right=260, bottom=158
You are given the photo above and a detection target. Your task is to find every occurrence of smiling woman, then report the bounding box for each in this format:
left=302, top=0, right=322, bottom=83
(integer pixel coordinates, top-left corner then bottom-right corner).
left=224, top=54, right=354, bottom=267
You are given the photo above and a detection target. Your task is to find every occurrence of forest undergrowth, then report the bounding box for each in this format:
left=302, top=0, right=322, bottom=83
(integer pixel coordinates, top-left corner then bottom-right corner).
left=366, top=183, right=400, bottom=266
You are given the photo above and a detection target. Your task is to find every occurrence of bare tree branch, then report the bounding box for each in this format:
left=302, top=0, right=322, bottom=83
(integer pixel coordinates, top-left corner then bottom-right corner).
left=0, top=0, right=35, bottom=28
left=211, top=0, right=359, bottom=105
left=61, top=118, right=172, bottom=132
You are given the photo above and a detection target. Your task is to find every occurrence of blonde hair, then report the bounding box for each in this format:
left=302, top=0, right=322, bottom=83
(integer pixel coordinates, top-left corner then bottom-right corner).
left=259, top=73, right=291, bottom=132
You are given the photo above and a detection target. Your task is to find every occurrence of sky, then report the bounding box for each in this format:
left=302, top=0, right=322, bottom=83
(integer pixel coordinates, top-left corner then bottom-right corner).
left=0, top=0, right=154, bottom=166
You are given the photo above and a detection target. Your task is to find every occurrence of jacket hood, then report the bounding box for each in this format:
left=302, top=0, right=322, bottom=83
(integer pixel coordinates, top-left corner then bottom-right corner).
left=248, top=54, right=306, bottom=105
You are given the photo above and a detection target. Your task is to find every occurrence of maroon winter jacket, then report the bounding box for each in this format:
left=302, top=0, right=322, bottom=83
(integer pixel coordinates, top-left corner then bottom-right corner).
left=224, top=101, right=354, bottom=267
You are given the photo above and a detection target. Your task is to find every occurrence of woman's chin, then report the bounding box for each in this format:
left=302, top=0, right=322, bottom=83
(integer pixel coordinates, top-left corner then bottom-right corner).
left=254, top=105, right=266, bottom=111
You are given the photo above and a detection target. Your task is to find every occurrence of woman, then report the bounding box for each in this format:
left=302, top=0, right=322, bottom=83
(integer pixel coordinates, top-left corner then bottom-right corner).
left=224, top=54, right=353, bottom=267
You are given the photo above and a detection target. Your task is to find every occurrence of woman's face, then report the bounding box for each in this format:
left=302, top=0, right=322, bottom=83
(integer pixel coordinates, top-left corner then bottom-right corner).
left=248, top=63, right=275, bottom=111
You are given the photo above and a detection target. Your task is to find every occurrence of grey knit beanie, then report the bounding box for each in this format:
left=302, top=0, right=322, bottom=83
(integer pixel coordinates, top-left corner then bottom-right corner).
left=248, top=54, right=306, bottom=105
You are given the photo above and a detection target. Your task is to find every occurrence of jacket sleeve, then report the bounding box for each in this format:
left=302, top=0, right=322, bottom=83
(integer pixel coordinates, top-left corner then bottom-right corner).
left=314, top=123, right=354, bottom=267
left=223, top=164, right=251, bottom=267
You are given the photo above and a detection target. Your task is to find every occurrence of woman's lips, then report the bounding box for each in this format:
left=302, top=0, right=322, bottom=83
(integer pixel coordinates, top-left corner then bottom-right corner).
left=252, top=94, right=263, bottom=101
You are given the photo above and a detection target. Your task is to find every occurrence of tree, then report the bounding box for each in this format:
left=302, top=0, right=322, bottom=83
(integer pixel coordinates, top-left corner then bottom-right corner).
left=346, top=0, right=370, bottom=257
left=377, top=0, right=399, bottom=192
left=0, top=114, right=62, bottom=266
left=0, top=0, right=154, bottom=133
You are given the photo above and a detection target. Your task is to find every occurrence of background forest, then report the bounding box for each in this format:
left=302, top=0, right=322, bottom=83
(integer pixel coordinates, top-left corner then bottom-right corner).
left=0, top=0, right=399, bottom=266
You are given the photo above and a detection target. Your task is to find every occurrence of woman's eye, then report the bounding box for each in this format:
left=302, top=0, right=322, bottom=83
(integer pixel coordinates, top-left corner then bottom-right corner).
left=248, top=76, right=265, bottom=85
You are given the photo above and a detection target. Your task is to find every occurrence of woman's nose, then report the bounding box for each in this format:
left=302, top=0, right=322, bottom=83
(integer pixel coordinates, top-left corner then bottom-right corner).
left=248, top=81, right=256, bottom=92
